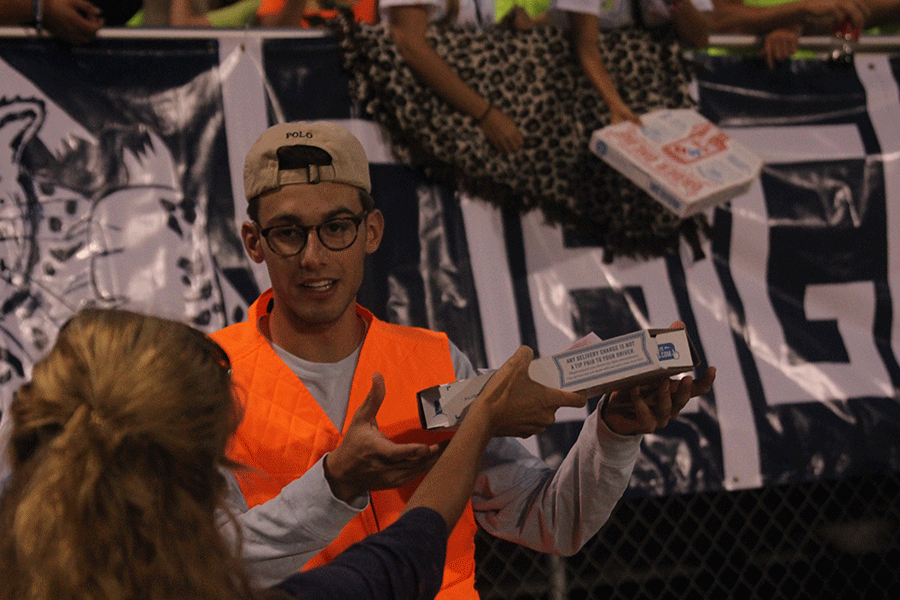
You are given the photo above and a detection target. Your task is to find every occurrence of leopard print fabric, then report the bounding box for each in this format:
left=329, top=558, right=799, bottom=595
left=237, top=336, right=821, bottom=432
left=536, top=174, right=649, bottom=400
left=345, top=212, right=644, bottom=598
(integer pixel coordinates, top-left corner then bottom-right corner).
left=334, top=16, right=710, bottom=262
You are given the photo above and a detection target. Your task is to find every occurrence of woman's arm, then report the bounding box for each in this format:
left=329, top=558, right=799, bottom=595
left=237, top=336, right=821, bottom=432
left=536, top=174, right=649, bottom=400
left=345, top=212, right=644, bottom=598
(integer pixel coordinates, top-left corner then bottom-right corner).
left=866, top=0, right=900, bottom=27
left=707, top=0, right=869, bottom=35
left=0, top=0, right=33, bottom=22
left=0, top=0, right=103, bottom=44
left=169, top=0, right=212, bottom=25
left=568, top=11, right=641, bottom=125
left=402, top=346, right=587, bottom=530
left=673, top=0, right=711, bottom=48
left=169, top=0, right=261, bottom=26
left=388, top=5, right=525, bottom=153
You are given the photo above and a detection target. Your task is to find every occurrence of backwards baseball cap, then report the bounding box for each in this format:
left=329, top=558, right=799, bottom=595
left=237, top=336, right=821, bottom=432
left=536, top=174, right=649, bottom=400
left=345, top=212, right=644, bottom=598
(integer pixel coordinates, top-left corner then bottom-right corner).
left=243, top=121, right=371, bottom=201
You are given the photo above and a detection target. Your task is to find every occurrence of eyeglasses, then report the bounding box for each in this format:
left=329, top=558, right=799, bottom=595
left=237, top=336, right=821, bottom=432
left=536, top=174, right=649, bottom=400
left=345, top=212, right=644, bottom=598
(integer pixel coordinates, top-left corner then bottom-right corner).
left=257, top=211, right=369, bottom=257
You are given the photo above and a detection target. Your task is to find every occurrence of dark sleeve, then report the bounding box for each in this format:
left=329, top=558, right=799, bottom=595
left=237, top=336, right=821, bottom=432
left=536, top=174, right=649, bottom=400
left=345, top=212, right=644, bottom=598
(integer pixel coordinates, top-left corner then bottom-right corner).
left=273, top=507, right=448, bottom=600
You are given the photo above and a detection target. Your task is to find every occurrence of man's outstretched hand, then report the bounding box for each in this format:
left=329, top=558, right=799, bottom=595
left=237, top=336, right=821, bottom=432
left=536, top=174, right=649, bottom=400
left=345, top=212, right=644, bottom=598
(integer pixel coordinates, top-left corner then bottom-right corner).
left=602, top=322, right=716, bottom=436
left=324, top=373, right=443, bottom=504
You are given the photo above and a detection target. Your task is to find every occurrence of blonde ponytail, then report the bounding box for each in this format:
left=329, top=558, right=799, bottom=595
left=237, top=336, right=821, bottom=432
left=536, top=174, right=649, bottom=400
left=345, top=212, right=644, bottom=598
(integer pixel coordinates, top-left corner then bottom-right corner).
left=0, top=308, right=259, bottom=600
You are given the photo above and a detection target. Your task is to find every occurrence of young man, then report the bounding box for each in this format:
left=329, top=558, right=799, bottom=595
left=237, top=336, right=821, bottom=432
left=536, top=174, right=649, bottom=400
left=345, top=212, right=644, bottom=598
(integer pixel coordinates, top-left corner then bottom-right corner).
left=212, top=121, right=716, bottom=598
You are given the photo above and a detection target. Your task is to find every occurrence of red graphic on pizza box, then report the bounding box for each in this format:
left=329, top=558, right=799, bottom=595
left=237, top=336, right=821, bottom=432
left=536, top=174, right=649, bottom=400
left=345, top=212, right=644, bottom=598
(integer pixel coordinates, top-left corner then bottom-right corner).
left=662, top=123, right=730, bottom=165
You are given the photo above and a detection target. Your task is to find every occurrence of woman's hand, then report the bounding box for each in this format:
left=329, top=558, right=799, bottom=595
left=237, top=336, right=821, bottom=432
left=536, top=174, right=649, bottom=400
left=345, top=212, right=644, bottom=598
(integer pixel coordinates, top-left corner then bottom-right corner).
left=44, top=0, right=104, bottom=45
left=761, top=27, right=801, bottom=69
left=609, top=102, right=642, bottom=126
left=479, top=107, right=525, bottom=153
left=390, top=5, right=525, bottom=154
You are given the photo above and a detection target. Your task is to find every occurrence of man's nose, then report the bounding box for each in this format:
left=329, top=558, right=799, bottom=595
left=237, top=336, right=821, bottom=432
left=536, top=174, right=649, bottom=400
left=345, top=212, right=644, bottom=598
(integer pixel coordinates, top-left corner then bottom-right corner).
left=298, top=228, right=327, bottom=264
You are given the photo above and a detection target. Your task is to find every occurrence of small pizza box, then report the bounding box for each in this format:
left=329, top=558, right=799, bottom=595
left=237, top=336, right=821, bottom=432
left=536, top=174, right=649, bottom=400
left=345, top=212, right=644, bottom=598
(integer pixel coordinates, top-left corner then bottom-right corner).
left=590, top=108, right=762, bottom=218
left=418, top=328, right=700, bottom=430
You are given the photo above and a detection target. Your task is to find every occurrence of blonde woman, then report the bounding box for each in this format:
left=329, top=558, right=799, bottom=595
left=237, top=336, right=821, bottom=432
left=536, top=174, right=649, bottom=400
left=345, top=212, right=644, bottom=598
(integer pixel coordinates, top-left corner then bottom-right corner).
left=0, top=308, right=583, bottom=600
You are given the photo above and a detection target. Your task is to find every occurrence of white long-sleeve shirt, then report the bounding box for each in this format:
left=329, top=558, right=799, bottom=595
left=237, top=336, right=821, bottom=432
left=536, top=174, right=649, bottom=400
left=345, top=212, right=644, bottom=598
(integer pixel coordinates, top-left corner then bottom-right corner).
left=219, top=337, right=641, bottom=588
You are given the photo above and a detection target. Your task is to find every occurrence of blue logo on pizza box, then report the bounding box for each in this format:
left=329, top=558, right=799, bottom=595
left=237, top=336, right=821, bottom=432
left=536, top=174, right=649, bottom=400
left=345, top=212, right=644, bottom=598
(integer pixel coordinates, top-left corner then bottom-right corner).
left=658, top=343, right=680, bottom=361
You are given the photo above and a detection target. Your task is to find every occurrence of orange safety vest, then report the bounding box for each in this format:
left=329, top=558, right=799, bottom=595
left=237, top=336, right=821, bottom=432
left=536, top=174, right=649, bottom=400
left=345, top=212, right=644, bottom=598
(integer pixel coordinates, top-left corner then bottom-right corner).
left=212, top=290, right=479, bottom=599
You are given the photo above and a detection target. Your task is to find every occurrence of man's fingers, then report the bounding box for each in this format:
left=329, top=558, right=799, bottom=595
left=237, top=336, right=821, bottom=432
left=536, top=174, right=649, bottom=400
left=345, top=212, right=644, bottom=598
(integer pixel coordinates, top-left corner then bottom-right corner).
left=692, top=367, right=717, bottom=396
left=670, top=376, right=694, bottom=414
left=353, top=373, right=386, bottom=423
left=650, top=378, right=673, bottom=422
left=374, top=446, right=444, bottom=488
left=626, top=386, right=656, bottom=429
left=378, top=441, right=443, bottom=465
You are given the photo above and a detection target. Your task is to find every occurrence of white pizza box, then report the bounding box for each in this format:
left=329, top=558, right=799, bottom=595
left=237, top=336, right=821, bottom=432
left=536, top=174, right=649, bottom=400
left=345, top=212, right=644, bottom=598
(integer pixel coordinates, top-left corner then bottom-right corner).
left=417, top=328, right=699, bottom=430
left=590, top=108, right=762, bottom=217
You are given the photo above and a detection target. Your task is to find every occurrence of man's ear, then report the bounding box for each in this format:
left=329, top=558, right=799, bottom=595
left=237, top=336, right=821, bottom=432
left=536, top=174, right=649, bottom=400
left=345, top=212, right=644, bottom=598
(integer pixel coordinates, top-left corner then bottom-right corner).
left=364, top=209, right=384, bottom=255
left=241, top=221, right=266, bottom=264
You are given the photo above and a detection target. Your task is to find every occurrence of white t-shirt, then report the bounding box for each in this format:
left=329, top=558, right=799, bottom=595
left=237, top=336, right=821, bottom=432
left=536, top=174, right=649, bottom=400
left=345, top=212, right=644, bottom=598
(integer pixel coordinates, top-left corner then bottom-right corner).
left=551, top=0, right=712, bottom=29
left=379, top=0, right=496, bottom=28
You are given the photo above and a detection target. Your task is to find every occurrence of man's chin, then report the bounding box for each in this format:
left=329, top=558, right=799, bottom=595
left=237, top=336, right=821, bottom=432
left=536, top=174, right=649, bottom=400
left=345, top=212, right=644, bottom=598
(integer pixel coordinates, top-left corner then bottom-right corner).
left=290, top=302, right=354, bottom=329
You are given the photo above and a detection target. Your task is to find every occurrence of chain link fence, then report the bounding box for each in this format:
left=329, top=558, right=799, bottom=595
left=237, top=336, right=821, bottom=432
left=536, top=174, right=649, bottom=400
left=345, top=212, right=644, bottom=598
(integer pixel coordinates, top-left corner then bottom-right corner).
left=475, top=470, right=900, bottom=599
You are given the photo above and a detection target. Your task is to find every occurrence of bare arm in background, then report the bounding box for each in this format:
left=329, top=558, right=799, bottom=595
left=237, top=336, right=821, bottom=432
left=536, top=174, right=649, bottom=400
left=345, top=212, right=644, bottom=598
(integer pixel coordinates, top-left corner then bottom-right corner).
left=707, top=0, right=869, bottom=34
left=0, top=0, right=103, bottom=44
left=568, top=10, right=642, bottom=125
left=674, top=0, right=712, bottom=48
left=388, top=4, right=525, bottom=153
left=169, top=0, right=213, bottom=26
left=864, top=0, right=900, bottom=26
left=707, top=0, right=869, bottom=69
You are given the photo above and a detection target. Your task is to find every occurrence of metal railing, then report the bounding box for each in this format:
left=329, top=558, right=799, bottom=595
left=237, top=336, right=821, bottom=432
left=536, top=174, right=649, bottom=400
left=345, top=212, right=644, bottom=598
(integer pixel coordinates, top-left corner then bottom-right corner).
left=1, top=25, right=900, bottom=51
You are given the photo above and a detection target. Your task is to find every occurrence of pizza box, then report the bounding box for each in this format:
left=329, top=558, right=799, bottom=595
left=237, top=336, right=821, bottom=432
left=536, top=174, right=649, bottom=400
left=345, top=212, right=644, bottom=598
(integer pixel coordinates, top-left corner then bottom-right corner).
left=590, top=108, right=762, bottom=217
left=418, top=328, right=699, bottom=430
